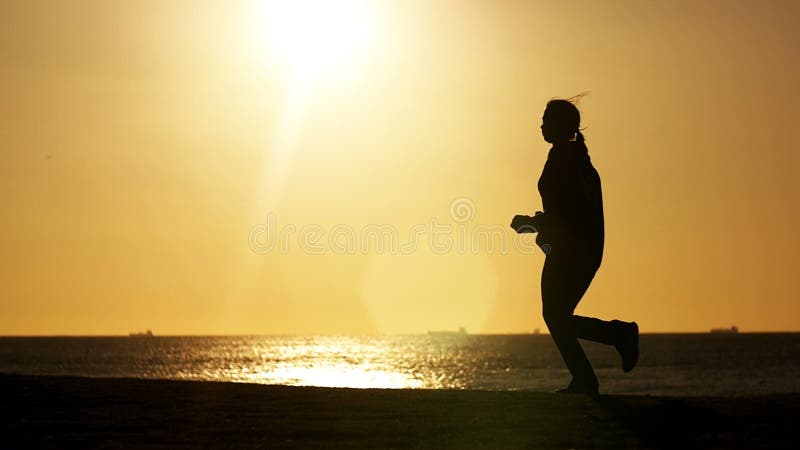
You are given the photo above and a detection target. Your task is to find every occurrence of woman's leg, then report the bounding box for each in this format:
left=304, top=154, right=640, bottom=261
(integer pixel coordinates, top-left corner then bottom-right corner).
left=556, top=259, right=639, bottom=372
left=573, top=316, right=618, bottom=345
left=574, top=315, right=639, bottom=372
left=541, top=254, right=598, bottom=389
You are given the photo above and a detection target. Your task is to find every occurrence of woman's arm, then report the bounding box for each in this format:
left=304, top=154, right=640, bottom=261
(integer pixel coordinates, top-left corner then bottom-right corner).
left=510, top=211, right=545, bottom=234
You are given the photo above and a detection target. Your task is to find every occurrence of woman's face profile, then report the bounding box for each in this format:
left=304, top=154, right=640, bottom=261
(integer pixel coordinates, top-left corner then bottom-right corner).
left=540, top=105, right=575, bottom=144
left=540, top=109, right=556, bottom=144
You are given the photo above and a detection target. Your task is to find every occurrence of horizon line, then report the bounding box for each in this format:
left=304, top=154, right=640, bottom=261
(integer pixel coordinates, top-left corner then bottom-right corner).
left=2, top=330, right=799, bottom=338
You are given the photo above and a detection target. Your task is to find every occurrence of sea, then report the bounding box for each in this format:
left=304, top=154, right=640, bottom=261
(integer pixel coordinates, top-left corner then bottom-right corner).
left=1, top=334, right=799, bottom=397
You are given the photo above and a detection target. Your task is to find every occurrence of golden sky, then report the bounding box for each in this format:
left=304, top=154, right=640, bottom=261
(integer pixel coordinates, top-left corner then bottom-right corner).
left=2, top=0, right=799, bottom=335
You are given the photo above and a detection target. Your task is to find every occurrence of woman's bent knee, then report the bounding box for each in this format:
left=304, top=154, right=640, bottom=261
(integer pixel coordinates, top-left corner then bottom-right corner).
left=542, top=304, right=571, bottom=329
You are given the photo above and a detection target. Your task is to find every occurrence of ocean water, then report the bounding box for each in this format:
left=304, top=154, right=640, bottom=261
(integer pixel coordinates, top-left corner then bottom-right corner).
left=1, top=334, right=798, bottom=396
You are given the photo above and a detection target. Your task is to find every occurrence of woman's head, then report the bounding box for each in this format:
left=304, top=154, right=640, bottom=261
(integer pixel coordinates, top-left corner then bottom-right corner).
left=540, top=98, right=582, bottom=145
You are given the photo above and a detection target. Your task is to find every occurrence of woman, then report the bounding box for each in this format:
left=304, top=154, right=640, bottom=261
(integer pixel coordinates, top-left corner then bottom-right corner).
left=511, top=98, right=639, bottom=395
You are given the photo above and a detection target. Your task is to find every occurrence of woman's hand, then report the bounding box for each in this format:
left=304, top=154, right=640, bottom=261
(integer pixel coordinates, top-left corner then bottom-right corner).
left=511, top=211, right=546, bottom=234
left=511, top=214, right=536, bottom=233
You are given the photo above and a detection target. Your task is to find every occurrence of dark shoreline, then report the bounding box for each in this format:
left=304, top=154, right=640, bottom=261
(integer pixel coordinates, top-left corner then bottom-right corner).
left=1, top=374, right=798, bottom=449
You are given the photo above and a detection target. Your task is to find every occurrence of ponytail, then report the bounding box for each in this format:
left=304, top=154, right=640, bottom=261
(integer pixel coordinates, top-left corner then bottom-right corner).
left=544, top=97, right=588, bottom=152
left=574, top=130, right=588, bottom=154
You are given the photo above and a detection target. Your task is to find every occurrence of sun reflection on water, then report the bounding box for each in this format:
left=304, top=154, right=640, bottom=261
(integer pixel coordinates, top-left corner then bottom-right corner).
left=220, top=336, right=437, bottom=389
left=169, top=335, right=477, bottom=389
left=238, top=365, right=424, bottom=389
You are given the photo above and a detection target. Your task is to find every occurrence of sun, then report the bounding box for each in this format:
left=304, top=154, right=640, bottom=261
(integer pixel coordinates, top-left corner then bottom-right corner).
left=255, top=0, right=376, bottom=79
left=242, top=0, right=378, bottom=213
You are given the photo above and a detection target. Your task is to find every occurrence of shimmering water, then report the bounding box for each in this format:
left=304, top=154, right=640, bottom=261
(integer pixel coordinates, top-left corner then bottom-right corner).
left=1, top=334, right=799, bottom=396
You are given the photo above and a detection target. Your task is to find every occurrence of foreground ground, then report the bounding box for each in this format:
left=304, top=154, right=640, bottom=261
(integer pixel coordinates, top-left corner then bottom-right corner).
left=0, top=374, right=798, bottom=449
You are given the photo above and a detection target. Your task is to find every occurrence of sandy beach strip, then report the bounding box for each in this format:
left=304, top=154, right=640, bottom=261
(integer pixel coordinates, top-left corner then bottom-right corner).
left=0, top=374, right=797, bottom=449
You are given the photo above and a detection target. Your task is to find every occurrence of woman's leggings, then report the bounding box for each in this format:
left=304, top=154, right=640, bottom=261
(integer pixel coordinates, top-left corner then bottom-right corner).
left=541, top=251, right=619, bottom=387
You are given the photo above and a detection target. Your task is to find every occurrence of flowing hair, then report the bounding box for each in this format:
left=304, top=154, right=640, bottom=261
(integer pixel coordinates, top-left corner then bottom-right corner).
left=546, top=92, right=590, bottom=153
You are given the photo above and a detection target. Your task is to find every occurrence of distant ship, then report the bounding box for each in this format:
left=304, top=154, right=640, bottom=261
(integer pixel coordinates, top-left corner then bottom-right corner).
left=710, top=325, right=739, bottom=334
left=427, top=327, right=467, bottom=337
left=129, top=330, right=154, bottom=338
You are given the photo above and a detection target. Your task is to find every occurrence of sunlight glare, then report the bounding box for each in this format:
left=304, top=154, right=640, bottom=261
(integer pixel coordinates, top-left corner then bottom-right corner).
left=243, top=365, right=424, bottom=389
left=246, top=0, right=378, bottom=209
left=257, top=0, right=376, bottom=79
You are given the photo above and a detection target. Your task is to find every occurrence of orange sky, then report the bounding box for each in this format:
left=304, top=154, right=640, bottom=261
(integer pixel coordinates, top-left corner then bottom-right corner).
left=2, top=0, right=799, bottom=335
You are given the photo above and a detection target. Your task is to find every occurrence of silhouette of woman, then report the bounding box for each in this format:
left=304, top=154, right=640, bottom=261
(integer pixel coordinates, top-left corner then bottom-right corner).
left=511, top=98, right=639, bottom=395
